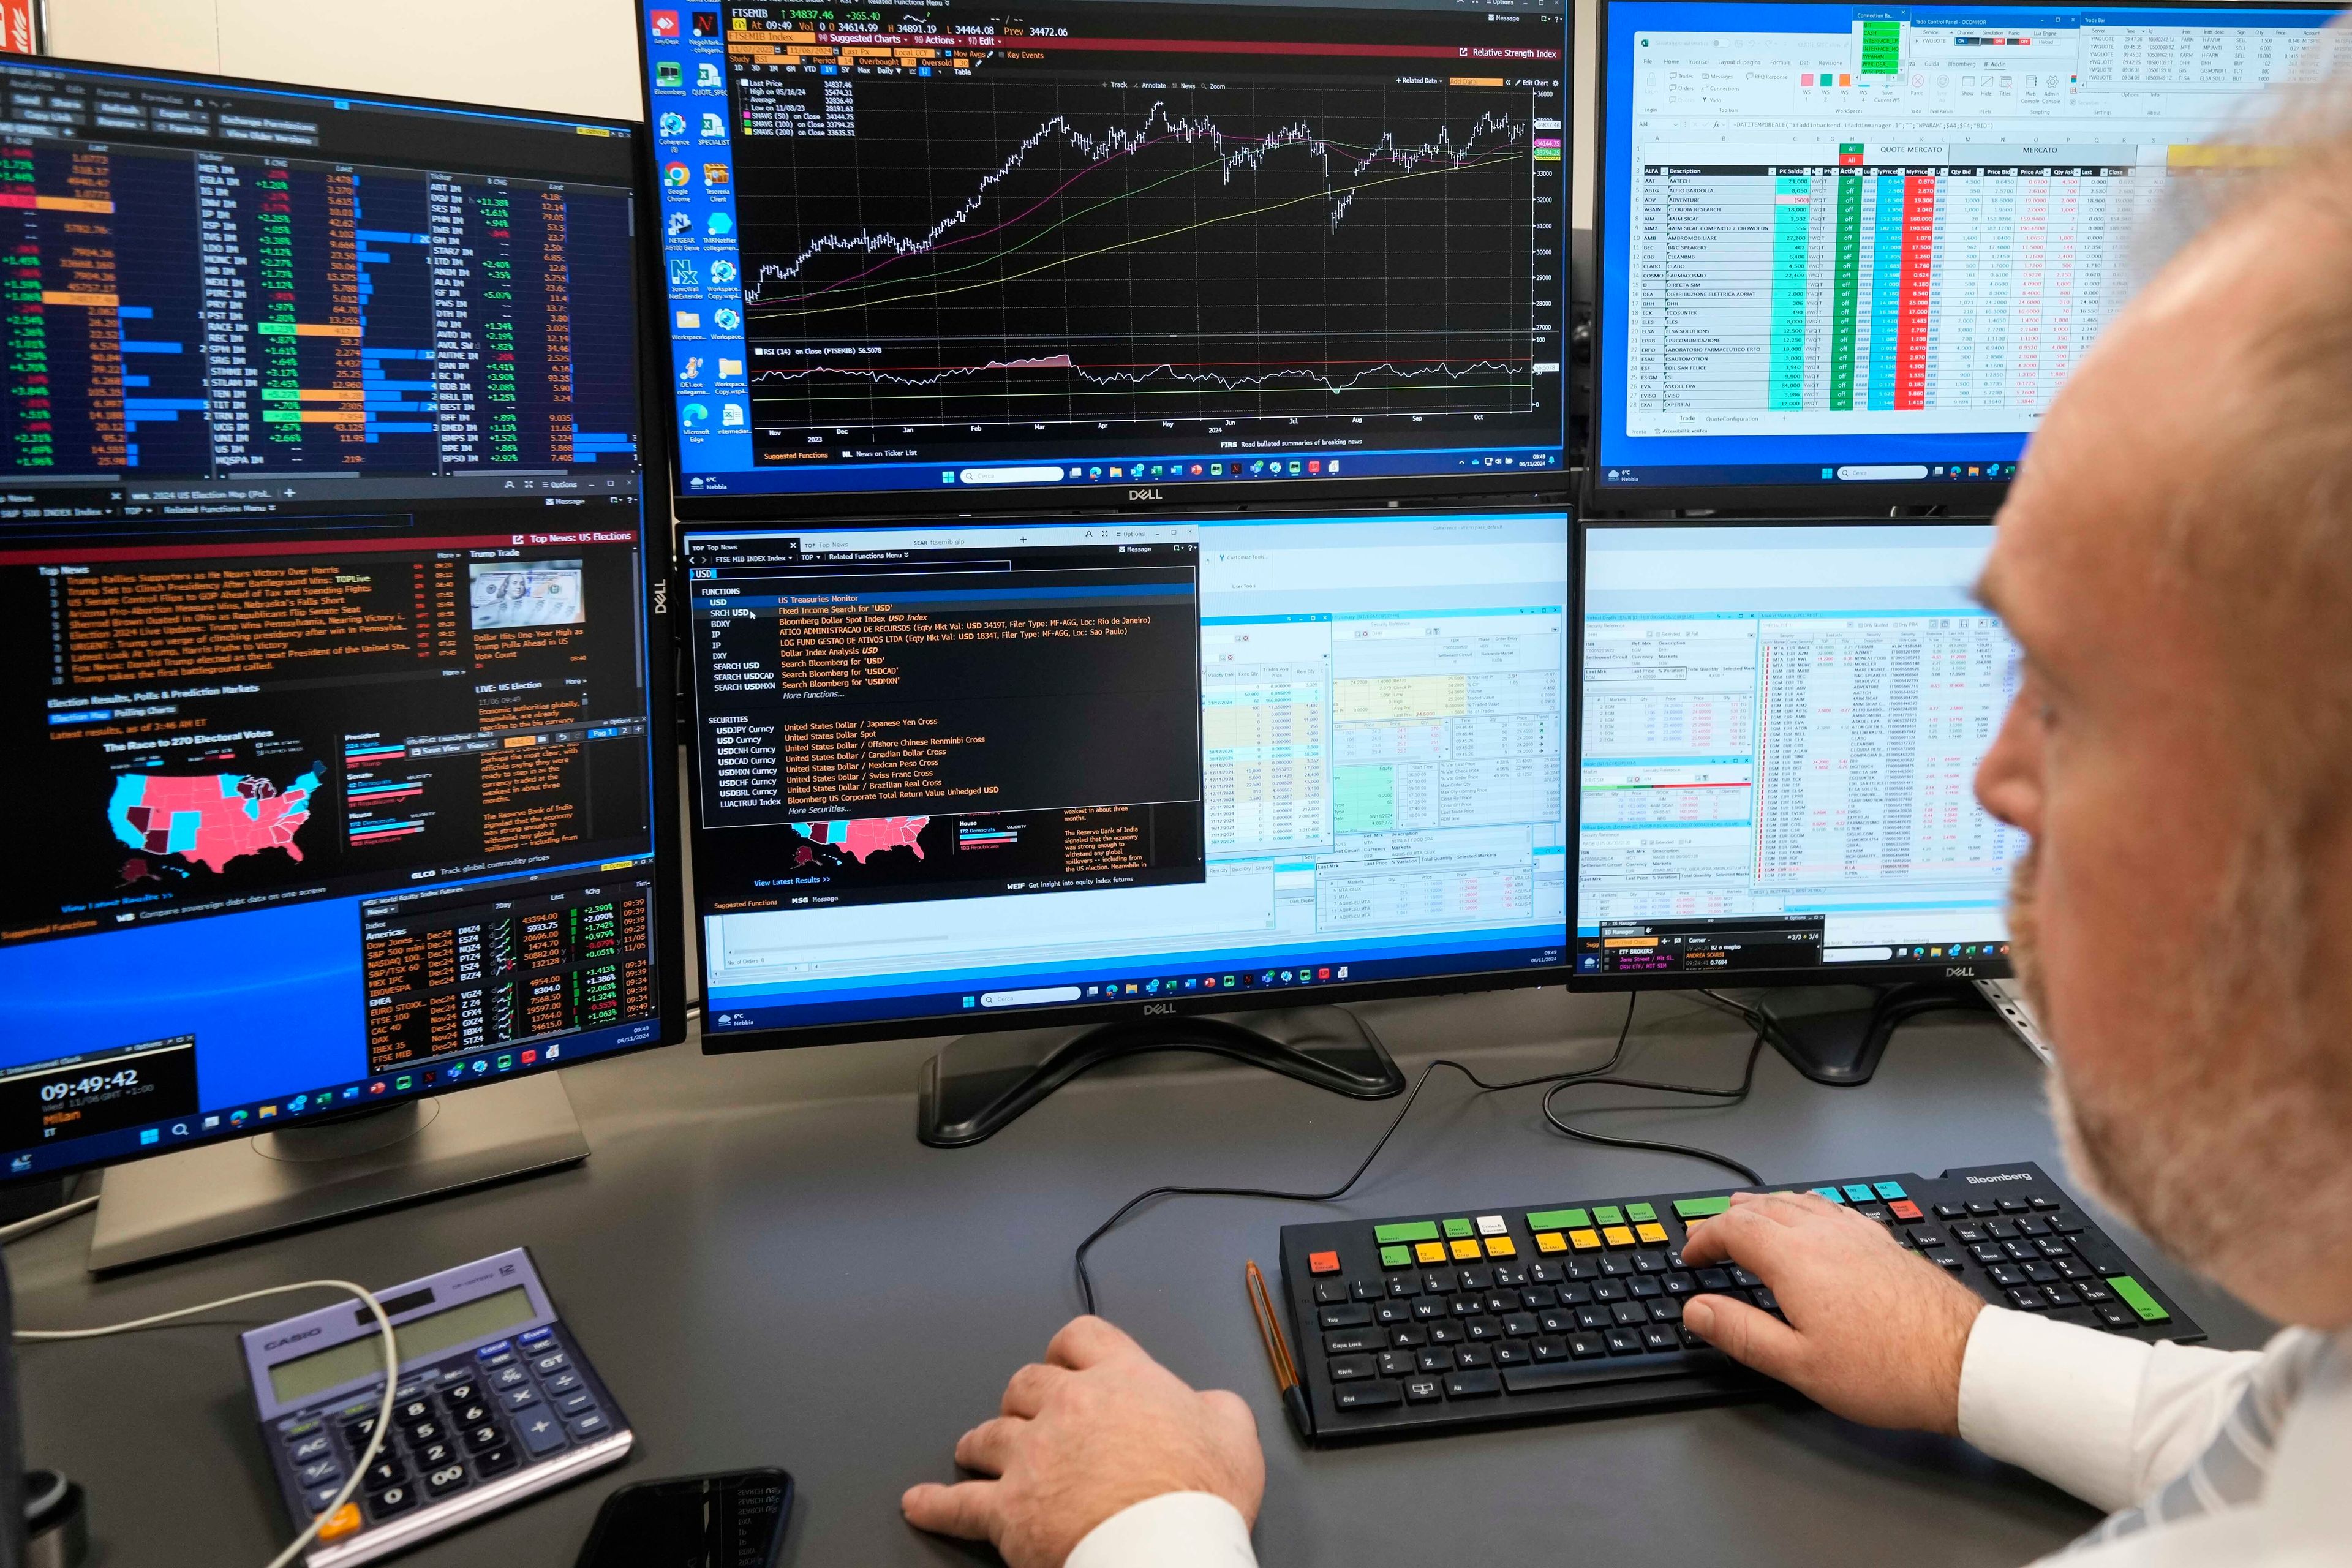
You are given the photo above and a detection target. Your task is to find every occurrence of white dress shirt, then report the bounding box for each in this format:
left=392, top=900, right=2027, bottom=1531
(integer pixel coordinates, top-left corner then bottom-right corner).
left=1062, top=1313, right=2352, bottom=1568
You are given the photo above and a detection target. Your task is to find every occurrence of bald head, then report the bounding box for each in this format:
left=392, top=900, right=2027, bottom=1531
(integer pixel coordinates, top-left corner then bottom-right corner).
left=1972, top=144, right=2352, bottom=1327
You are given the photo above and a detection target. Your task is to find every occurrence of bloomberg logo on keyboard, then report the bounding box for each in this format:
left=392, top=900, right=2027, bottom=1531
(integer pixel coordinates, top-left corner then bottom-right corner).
left=1965, top=1172, right=2036, bottom=1184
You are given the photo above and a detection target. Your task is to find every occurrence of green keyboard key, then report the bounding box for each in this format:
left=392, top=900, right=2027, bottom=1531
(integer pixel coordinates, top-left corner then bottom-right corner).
left=1374, top=1220, right=1441, bottom=1246
left=1525, top=1208, right=1589, bottom=1231
left=2110, top=1276, right=2170, bottom=1324
left=1673, top=1196, right=1732, bottom=1221
left=1379, top=1245, right=1412, bottom=1269
left=1592, top=1205, right=1624, bottom=1226
left=1442, top=1217, right=1475, bottom=1239
left=1626, top=1202, right=1658, bottom=1223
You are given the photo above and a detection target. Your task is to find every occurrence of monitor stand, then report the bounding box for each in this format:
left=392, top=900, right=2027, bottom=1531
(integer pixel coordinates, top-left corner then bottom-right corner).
left=1752, top=981, right=1993, bottom=1087
left=918, top=1005, right=1405, bottom=1148
left=86, top=1072, right=588, bottom=1272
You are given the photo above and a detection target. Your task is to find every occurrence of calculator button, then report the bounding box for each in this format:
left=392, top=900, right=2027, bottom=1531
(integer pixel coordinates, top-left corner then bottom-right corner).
left=289, top=1434, right=332, bottom=1466
left=489, top=1365, right=529, bottom=1392
left=402, top=1417, right=445, bottom=1446
left=304, top=1483, right=345, bottom=1514
left=472, top=1444, right=519, bottom=1478
left=365, top=1482, right=417, bottom=1521
left=475, top=1340, right=512, bottom=1362
left=297, top=1459, right=343, bottom=1490
left=460, top=1422, right=505, bottom=1454
left=500, top=1387, right=541, bottom=1412
left=437, top=1381, right=480, bottom=1409
left=411, top=1440, right=456, bottom=1470
left=516, top=1411, right=568, bottom=1456
left=518, top=1327, right=554, bottom=1347
left=342, top=1415, right=380, bottom=1449
left=424, top=1463, right=469, bottom=1498
left=556, top=1390, right=597, bottom=1417
left=395, top=1398, right=434, bottom=1425
left=566, top=1411, right=611, bottom=1441
left=317, top=1502, right=362, bottom=1543
left=541, top=1370, right=583, bottom=1397
left=450, top=1400, right=494, bottom=1427
left=528, top=1350, right=570, bottom=1377
left=363, top=1457, right=405, bottom=1490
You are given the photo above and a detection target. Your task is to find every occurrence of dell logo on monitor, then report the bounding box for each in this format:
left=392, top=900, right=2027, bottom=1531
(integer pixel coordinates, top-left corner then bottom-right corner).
left=1129, top=488, right=1163, bottom=502
left=1945, top=966, right=1977, bottom=978
left=1142, top=1001, right=1177, bottom=1016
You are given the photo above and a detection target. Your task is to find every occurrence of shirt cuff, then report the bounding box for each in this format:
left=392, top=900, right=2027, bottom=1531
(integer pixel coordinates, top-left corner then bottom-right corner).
left=1957, top=1305, right=2155, bottom=1510
left=1063, top=1491, right=1258, bottom=1568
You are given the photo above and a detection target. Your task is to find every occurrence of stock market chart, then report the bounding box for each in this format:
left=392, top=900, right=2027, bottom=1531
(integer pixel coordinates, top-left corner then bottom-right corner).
left=646, top=0, right=1567, bottom=500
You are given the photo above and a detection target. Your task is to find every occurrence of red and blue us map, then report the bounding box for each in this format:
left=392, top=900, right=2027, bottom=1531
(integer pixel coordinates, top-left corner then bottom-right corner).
left=786, top=816, right=929, bottom=864
left=107, top=768, right=324, bottom=874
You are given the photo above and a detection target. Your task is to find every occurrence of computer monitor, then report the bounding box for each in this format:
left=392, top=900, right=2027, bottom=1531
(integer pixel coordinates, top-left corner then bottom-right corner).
left=0, top=56, right=685, bottom=1244
left=1589, top=0, right=2348, bottom=510
left=680, top=507, right=1569, bottom=1137
left=1574, top=519, right=2024, bottom=990
left=638, top=0, right=1569, bottom=513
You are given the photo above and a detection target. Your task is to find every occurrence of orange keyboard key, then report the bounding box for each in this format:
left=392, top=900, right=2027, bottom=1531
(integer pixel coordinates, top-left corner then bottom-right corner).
left=1308, top=1250, right=1341, bottom=1275
left=317, top=1503, right=361, bottom=1543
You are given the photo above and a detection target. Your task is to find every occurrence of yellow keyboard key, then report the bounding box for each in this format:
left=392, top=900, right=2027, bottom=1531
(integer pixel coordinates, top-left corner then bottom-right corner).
left=1636, top=1222, right=1670, bottom=1245
left=1415, top=1240, right=1447, bottom=1265
left=1449, top=1238, right=1482, bottom=1261
left=1484, top=1235, right=1517, bottom=1258
left=1568, top=1228, right=1602, bottom=1251
left=1602, top=1225, right=1635, bottom=1248
left=1534, top=1231, right=1567, bottom=1254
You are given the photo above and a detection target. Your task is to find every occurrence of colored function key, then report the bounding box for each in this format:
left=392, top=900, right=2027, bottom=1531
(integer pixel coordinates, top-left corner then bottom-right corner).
left=1592, top=1206, right=1625, bottom=1226
left=1449, top=1238, right=1482, bottom=1261
left=1374, top=1221, right=1441, bottom=1246
left=1601, top=1226, right=1635, bottom=1248
left=1476, top=1215, right=1507, bottom=1237
left=1379, top=1246, right=1412, bottom=1269
left=1887, top=1200, right=1923, bottom=1222
left=1442, top=1218, right=1476, bottom=1240
left=1814, top=1187, right=1847, bottom=1204
left=1414, top=1241, right=1447, bottom=1265
left=1485, top=1236, right=1517, bottom=1258
left=1673, top=1196, right=1732, bottom=1221
left=1308, top=1250, right=1341, bottom=1275
left=1842, top=1185, right=1876, bottom=1204
left=1534, top=1232, right=1568, bottom=1254
left=1872, top=1181, right=1907, bottom=1200
left=1625, top=1202, right=1657, bottom=1223
left=1635, top=1223, right=1670, bottom=1245
left=2109, top=1276, right=2170, bottom=1324
left=1568, top=1229, right=1603, bottom=1251
left=1526, top=1208, right=1589, bottom=1232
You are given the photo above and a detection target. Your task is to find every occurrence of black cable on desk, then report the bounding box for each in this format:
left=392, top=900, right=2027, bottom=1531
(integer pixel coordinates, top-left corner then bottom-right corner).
left=1073, top=993, right=1771, bottom=1316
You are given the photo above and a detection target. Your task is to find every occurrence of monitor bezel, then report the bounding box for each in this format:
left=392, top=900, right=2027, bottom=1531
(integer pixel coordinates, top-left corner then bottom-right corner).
left=1583, top=0, right=2345, bottom=517
left=0, top=54, right=690, bottom=1185
left=673, top=502, right=1577, bottom=1053
left=631, top=0, right=1576, bottom=521
left=1567, top=513, right=2016, bottom=992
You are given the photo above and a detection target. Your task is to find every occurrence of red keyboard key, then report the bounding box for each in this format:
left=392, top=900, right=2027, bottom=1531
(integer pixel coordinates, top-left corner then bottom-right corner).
left=1308, top=1250, right=1341, bottom=1275
left=1888, top=1200, right=1923, bottom=1221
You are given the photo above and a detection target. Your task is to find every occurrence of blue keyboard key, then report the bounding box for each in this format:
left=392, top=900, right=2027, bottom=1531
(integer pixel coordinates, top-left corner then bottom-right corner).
left=1814, top=1187, right=1846, bottom=1204
left=1842, top=1185, right=1875, bottom=1204
left=1873, top=1181, right=1907, bottom=1200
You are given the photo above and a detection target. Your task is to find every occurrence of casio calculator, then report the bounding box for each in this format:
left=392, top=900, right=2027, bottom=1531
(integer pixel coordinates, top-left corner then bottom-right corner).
left=243, top=1248, right=632, bottom=1566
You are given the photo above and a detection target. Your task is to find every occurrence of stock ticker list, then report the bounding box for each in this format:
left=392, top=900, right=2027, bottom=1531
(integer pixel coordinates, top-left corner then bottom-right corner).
left=690, top=541, right=1209, bottom=907
left=0, top=134, right=637, bottom=477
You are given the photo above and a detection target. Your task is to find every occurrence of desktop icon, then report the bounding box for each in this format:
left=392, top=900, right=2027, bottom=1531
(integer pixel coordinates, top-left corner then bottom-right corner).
left=369, top=1080, right=386, bottom=1095
left=170, top=1122, right=189, bottom=1137
left=699, top=111, right=725, bottom=137
left=713, top=306, right=742, bottom=330
left=650, top=10, right=680, bottom=37
left=288, top=1094, right=308, bottom=1114
left=522, top=1049, right=538, bottom=1065
left=655, top=60, right=684, bottom=88
left=7, top=1156, right=27, bottom=1174
left=718, top=357, right=742, bottom=378
left=703, top=163, right=729, bottom=188
left=679, top=355, right=703, bottom=380
left=229, top=1109, right=249, bottom=1126
left=696, top=60, right=723, bottom=86
left=1326, top=459, right=1340, bottom=474
left=663, top=161, right=690, bottom=189
left=1336, top=965, right=1349, bottom=979
left=658, top=111, right=687, bottom=138
left=472, top=1059, right=489, bottom=1074
left=675, top=309, right=702, bottom=330
left=203, top=1114, right=220, bottom=1129
left=1183, top=977, right=1199, bottom=989
left=496, top=1055, right=514, bottom=1071
left=258, top=1104, right=278, bottom=1119
left=706, top=211, right=734, bottom=238
left=395, top=1075, right=413, bottom=1090
left=720, top=401, right=745, bottom=428
left=342, top=1087, right=360, bottom=1100
left=680, top=401, right=710, bottom=428
left=139, top=1128, right=159, bottom=1145
left=692, top=9, right=720, bottom=34
left=669, top=258, right=698, bottom=289
left=709, top=257, right=737, bottom=285
left=1287, top=460, right=1303, bottom=475
left=1308, top=460, right=1321, bottom=474
left=666, top=209, right=693, bottom=236
left=1317, top=967, right=1330, bottom=980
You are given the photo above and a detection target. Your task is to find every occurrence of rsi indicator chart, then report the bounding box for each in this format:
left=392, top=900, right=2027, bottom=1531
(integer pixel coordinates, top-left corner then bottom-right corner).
left=714, top=0, right=1567, bottom=463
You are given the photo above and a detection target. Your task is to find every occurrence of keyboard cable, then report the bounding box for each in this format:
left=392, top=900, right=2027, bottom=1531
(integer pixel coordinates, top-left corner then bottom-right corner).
left=1074, top=992, right=1769, bottom=1316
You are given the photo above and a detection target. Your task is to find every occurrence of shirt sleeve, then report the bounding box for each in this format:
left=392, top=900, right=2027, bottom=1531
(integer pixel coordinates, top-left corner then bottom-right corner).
left=1956, top=1305, right=2268, bottom=1511
left=1061, top=1491, right=1259, bottom=1568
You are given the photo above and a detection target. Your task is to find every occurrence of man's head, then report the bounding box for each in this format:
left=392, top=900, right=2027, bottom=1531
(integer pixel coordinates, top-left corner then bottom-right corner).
left=1975, top=114, right=2352, bottom=1329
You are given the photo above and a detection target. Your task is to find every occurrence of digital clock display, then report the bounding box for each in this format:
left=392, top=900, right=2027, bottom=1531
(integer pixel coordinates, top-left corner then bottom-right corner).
left=0, top=1034, right=200, bottom=1150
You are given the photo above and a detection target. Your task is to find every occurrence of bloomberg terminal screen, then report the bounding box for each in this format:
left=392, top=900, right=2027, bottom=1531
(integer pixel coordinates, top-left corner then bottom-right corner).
left=0, top=58, right=668, bottom=1178
left=642, top=0, right=1568, bottom=502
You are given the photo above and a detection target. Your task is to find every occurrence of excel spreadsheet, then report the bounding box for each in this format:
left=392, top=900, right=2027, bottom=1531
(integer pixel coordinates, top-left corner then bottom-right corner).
left=1576, top=522, right=2029, bottom=979
left=1594, top=2, right=2348, bottom=495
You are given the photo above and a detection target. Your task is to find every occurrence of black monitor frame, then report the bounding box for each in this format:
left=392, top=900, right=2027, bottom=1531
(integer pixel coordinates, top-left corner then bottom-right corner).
left=1583, top=0, right=2343, bottom=518
left=634, top=0, right=1575, bottom=522
left=0, top=55, right=690, bottom=1186
left=1567, top=514, right=2016, bottom=993
left=674, top=501, right=1575, bottom=1055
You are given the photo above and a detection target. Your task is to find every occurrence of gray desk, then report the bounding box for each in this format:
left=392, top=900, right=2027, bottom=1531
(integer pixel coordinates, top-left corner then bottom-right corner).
left=3, top=990, right=2272, bottom=1567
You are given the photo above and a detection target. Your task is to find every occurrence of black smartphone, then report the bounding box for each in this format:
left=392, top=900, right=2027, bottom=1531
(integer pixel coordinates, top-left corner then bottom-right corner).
left=573, top=1468, right=794, bottom=1568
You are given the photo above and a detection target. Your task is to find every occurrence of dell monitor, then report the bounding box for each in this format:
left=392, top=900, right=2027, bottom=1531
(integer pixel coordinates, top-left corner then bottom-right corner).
left=638, top=0, right=1570, bottom=513
left=681, top=506, right=1570, bottom=1140
left=1589, top=0, right=2348, bottom=510
left=1574, top=520, right=2027, bottom=1075
left=0, top=56, right=684, bottom=1265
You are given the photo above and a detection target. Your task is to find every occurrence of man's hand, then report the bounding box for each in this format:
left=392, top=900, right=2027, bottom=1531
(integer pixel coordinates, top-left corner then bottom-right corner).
left=901, top=1315, right=1264, bottom=1568
left=1679, top=1189, right=1985, bottom=1434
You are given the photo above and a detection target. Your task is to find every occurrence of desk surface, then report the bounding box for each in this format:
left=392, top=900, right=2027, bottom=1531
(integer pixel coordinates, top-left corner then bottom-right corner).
left=6, top=989, right=2272, bottom=1568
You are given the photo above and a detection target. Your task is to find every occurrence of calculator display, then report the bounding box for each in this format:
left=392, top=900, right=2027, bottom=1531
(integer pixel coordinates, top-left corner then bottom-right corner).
left=270, top=1286, right=540, bottom=1406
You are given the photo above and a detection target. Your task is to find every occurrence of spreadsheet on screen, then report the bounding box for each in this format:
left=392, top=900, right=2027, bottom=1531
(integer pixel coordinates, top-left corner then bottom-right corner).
left=1595, top=2, right=2351, bottom=493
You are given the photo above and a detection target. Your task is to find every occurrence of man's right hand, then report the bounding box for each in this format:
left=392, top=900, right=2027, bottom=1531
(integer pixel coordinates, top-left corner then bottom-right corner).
left=1679, top=1190, right=1986, bottom=1434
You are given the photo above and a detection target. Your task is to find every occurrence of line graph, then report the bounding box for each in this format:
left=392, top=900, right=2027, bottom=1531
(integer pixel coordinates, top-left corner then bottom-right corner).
left=729, top=77, right=1543, bottom=431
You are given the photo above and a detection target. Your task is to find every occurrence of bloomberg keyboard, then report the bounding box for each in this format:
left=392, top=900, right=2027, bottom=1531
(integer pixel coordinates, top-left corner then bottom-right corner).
left=1276, top=1162, right=2201, bottom=1441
